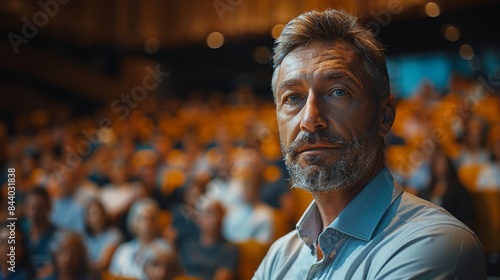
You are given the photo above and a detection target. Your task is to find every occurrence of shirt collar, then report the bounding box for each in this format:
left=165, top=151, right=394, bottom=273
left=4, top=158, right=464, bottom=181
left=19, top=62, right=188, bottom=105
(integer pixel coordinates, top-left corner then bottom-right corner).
left=296, top=167, right=402, bottom=247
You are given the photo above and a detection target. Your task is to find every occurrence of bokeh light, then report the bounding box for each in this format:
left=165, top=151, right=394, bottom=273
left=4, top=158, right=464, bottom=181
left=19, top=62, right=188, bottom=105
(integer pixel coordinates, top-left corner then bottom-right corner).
left=207, top=32, right=224, bottom=49
left=443, top=25, right=460, bottom=42
left=425, top=2, right=440, bottom=18
left=271, top=24, right=284, bottom=39
left=459, top=44, right=474, bottom=60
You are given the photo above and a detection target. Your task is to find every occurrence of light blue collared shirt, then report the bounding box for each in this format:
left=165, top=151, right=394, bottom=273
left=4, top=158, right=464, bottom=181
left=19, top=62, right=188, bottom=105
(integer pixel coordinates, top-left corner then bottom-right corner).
left=253, top=168, right=486, bottom=279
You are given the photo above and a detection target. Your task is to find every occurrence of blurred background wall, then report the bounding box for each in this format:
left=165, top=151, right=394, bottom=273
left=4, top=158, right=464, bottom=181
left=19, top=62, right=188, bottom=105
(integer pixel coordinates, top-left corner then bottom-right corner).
left=0, top=0, right=499, bottom=130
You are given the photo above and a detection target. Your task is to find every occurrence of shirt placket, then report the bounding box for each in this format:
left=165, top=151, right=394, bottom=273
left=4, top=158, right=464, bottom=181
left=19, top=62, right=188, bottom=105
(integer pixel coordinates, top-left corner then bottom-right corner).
left=306, top=230, right=347, bottom=280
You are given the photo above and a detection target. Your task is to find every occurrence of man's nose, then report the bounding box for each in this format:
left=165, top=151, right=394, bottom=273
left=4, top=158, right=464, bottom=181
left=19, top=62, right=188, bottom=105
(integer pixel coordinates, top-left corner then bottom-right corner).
left=300, top=93, right=328, bottom=132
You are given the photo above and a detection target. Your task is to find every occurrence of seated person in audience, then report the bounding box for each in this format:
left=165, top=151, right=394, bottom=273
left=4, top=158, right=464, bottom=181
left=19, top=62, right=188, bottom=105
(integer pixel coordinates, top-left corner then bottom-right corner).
left=51, top=231, right=90, bottom=280
left=72, top=164, right=100, bottom=205
left=169, top=180, right=202, bottom=249
left=0, top=222, right=35, bottom=279
left=109, top=198, right=170, bottom=279
left=458, top=116, right=490, bottom=167
left=87, top=145, right=112, bottom=187
left=21, top=187, right=58, bottom=280
left=180, top=200, right=238, bottom=280
left=137, top=164, right=173, bottom=209
left=51, top=171, right=86, bottom=233
left=142, top=239, right=182, bottom=280
left=83, top=199, right=123, bottom=273
left=477, top=136, right=500, bottom=190
left=207, top=147, right=263, bottom=207
left=222, top=164, right=274, bottom=244
left=419, top=150, right=476, bottom=228
left=100, top=161, right=140, bottom=223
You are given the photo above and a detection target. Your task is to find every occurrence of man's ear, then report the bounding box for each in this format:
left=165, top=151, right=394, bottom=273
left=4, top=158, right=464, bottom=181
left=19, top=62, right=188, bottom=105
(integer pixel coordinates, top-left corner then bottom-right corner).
left=378, top=94, right=395, bottom=137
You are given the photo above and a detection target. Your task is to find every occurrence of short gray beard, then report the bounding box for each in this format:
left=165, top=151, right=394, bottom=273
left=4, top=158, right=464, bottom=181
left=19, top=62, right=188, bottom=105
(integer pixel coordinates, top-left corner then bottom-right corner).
left=281, top=126, right=379, bottom=193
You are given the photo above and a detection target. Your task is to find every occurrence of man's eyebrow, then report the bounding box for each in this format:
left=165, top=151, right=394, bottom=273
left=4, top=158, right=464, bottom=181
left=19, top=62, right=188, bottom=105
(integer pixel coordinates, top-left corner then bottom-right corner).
left=322, top=71, right=363, bottom=87
left=277, top=78, right=304, bottom=92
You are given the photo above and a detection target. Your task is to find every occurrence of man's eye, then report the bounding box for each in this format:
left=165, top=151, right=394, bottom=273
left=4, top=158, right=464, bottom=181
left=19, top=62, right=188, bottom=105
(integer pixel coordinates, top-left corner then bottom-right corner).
left=331, top=89, right=347, bottom=97
left=285, top=94, right=302, bottom=103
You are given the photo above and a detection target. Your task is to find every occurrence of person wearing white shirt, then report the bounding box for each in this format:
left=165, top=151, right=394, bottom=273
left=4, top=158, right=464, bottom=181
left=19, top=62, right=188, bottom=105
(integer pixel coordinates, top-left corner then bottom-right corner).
left=477, top=137, right=500, bottom=190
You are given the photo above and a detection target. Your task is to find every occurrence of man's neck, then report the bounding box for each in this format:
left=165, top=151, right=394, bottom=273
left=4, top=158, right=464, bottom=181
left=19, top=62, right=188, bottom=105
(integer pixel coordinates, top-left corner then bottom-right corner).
left=312, top=163, right=385, bottom=231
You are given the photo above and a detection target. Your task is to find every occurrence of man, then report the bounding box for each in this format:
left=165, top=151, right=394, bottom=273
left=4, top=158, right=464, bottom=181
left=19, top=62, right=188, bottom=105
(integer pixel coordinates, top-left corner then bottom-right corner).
left=22, top=187, right=59, bottom=279
left=222, top=159, right=274, bottom=243
left=253, top=9, right=486, bottom=279
left=51, top=170, right=86, bottom=233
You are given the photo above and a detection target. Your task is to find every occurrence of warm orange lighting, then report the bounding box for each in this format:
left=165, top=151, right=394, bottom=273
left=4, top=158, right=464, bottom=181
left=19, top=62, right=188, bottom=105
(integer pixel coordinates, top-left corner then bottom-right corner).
left=443, top=25, right=460, bottom=42
left=144, top=37, right=160, bottom=54
left=425, top=2, right=440, bottom=17
left=271, top=24, right=284, bottom=39
left=207, top=32, right=224, bottom=49
left=459, top=44, right=474, bottom=60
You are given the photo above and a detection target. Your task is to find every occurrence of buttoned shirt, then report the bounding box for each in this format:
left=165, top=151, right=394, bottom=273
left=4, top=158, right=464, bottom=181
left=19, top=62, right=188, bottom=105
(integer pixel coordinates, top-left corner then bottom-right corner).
left=253, top=168, right=486, bottom=279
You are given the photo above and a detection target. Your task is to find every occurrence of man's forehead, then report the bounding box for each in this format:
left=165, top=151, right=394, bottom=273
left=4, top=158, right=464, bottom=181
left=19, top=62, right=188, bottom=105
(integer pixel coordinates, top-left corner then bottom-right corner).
left=282, top=40, right=359, bottom=67
left=277, top=40, right=364, bottom=88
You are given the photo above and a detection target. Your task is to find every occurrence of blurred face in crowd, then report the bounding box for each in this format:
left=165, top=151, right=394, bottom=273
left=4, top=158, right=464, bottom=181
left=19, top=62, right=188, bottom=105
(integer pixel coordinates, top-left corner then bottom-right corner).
left=86, top=202, right=107, bottom=234
left=465, top=118, right=486, bottom=149
left=198, top=201, right=224, bottom=237
left=144, top=252, right=178, bottom=280
left=26, top=194, right=50, bottom=226
left=240, top=167, right=262, bottom=204
left=59, top=171, right=78, bottom=197
left=275, top=40, right=391, bottom=192
left=54, top=234, right=86, bottom=276
left=140, top=165, right=157, bottom=190
left=135, top=206, right=157, bottom=241
left=111, top=166, right=128, bottom=185
left=432, top=152, right=449, bottom=178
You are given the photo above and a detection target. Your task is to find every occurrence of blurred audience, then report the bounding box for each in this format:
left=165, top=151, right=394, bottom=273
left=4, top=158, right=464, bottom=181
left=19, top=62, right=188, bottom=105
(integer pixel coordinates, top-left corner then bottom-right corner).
left=21, top=187, right=58, bottom=280
left=1, top=81, right=499, bottom=277
left=50, top=231, right=90, bottom=280
left=477, top=136, right=500, bottom=190
left=169, top=180, right=203, bottom=249
left=50, top=171, right=85, bottom=233
left=0, top=222, right=35, bottom=280
left=419, top=150, right=476, bottom=228
left=109, top=198, right=173, bottom=279
left=222, top=160, right=274, bottom=244
left=180, top=200, right=238, bottom=280
left=100, top=161, right=140, bottom=223
left=83, top=199, right=123, bottom=273
left=458, top=116, right=490, bottom=167
left=142, top=239, right=182, bottom=280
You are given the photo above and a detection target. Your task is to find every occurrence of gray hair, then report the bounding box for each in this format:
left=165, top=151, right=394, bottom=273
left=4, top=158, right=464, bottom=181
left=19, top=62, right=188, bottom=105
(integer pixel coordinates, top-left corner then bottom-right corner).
left=271, top=9, right=389, bottom=104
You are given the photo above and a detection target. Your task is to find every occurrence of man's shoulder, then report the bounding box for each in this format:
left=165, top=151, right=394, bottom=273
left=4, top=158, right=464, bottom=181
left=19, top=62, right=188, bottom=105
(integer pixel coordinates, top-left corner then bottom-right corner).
left=395, top=191, right=471, bottom=229
left=371, top=192, right=486, bottom=278
left=384, top=190, right=481, bottom=251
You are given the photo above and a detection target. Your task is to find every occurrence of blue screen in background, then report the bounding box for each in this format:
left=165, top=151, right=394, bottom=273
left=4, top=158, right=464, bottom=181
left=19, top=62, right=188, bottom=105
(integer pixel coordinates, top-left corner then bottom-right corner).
left=387, top=53, right=452, bottom=98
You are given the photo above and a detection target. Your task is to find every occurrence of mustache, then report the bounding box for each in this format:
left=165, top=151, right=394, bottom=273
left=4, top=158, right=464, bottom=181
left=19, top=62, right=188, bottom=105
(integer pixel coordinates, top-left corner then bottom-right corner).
left=286, top=131, right=346, bottom=158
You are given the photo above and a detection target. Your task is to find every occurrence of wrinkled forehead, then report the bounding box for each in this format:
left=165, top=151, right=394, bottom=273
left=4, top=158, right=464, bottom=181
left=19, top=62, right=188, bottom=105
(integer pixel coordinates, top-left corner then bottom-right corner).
left=275, top=40, right=371, bottom=94
left=282, top=40, right=359, bottom=67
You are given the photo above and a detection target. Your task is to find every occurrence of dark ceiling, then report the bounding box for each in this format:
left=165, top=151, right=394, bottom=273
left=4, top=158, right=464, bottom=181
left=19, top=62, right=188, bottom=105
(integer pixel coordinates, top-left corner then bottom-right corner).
left=0, top=0, right=499, bottom=126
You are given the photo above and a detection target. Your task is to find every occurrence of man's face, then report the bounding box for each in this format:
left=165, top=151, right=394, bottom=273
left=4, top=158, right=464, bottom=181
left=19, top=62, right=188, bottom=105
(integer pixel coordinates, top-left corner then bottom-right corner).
left=26, top=195, right=50, bottom=225
left=275, top=40, right=384, bottom=192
